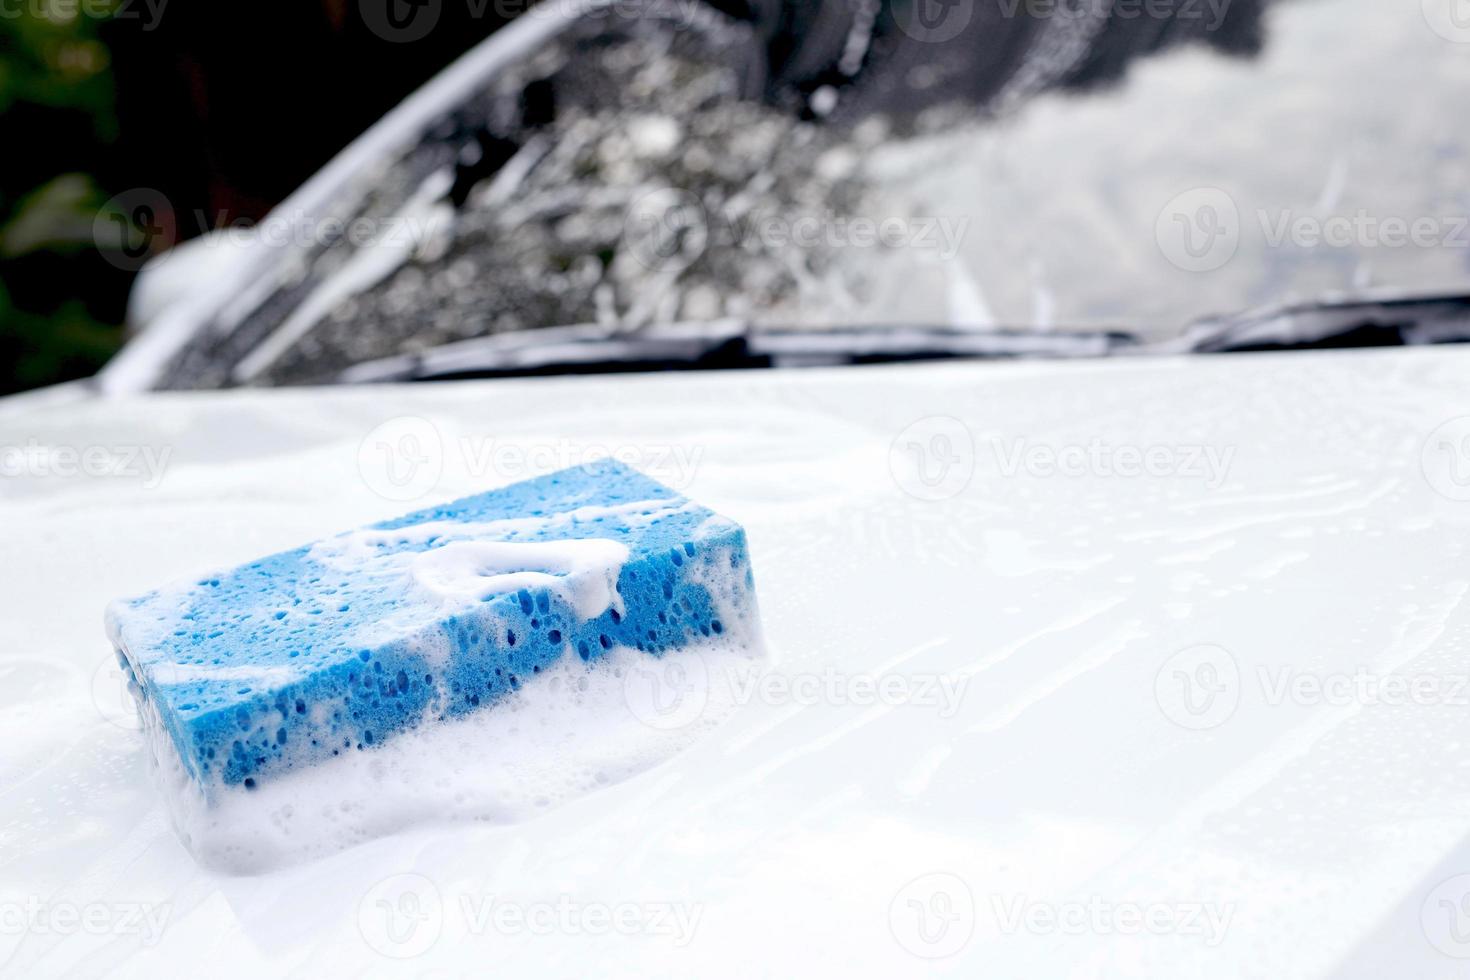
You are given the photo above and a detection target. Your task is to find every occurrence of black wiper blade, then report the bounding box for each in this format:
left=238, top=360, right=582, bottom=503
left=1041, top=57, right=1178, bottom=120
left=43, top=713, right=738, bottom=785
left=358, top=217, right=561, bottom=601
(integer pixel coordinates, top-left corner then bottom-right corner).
left=1165, top=291, right=1470, bottom=354
left=336, top=320, right=1142, bottom=382
left=331, top=291, right=1470, bottom=384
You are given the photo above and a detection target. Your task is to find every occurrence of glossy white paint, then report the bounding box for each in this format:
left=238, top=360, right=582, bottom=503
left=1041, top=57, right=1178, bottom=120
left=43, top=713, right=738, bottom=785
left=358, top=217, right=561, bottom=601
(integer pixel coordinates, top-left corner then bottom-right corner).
left=4, top=347, right=1470, bottom=976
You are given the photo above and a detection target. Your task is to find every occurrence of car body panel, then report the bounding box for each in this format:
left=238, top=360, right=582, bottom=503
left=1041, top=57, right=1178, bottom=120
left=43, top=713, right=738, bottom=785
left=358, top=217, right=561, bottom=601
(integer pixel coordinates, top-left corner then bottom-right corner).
left=4, top=347, right=1470, bottom=975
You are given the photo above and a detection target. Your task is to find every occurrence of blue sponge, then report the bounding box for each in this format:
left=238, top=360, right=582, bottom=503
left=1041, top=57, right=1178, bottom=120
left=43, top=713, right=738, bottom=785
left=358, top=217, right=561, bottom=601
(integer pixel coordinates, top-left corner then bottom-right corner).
left=105, top=460, right=758, bottom=796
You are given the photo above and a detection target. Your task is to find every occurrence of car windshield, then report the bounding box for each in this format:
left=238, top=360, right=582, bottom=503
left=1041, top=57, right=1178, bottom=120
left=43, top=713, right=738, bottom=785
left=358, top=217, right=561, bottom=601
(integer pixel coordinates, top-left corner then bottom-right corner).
left=860, top=0, right=1470, bottom=334
left=98, top=0, right=1470, bottom=387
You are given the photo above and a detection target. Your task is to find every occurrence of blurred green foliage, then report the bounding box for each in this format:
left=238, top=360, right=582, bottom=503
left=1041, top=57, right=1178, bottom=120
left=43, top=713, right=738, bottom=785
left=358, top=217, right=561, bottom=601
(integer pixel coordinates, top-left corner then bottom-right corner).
left=0, top=0, right=126, bottom=394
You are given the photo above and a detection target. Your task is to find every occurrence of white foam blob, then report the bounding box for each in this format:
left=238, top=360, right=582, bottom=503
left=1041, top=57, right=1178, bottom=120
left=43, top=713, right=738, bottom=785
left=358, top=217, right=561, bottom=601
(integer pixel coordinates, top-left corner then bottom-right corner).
left=408, top=538, right=629, bottom=619
left=142, top=637, right=765, bottom=873
left=301, top=497, right=696, bottom=624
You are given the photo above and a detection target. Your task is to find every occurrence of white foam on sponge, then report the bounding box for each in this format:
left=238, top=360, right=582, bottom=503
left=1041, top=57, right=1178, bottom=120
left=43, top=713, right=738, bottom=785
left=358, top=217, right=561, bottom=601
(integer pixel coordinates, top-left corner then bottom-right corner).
left=309, top=497, right=691, bottom=570
left=305, top=497, right=694, bottom=620
left=408, top=538, right=630, bottom=618
left=306, top=521, right=637, bottom=652
left=145, top=636, right=765, bottom=873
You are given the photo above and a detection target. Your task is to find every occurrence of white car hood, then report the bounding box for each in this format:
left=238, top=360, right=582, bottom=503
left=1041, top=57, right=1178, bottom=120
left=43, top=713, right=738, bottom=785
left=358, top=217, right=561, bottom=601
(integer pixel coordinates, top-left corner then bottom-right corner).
left=4, top=347, right=1470, bottom=977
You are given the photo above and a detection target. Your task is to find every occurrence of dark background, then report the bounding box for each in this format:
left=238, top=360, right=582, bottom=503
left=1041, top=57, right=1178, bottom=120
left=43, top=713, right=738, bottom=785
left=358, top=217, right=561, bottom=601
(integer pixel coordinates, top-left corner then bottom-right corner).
left=0, top=1, right=516, bottom=395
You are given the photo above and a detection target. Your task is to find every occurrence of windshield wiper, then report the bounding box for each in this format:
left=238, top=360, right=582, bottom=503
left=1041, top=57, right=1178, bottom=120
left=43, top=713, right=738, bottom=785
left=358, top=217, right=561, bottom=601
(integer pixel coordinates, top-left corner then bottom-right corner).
left=1159, top=291, right=1470, bottom=354
left=335, top=320, right=1141, bottom=382
left=331, top=291, right=1470, bottom=383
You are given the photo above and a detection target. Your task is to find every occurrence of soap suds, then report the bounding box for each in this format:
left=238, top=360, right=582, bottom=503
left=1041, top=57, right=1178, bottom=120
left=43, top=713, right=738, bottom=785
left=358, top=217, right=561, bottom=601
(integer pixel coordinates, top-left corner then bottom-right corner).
left=111, top=479, right=764, bottom=870
left=146, top=662, right=309, bottom=686
left=144, top=637, right=764, bottom=873
left=408, top=538, right=630, bottom=619
left=309, top=497, right=693, bottom=568
left=307, top=498, right=690, bottom=618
